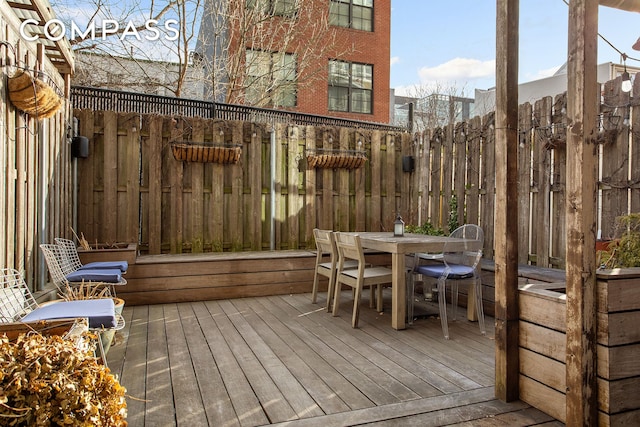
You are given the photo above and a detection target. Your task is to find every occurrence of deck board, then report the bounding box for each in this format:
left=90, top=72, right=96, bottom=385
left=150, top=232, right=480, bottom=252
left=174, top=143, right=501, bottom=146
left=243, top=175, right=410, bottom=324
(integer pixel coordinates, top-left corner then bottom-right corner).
left=108, top=292, right=561, bottom=426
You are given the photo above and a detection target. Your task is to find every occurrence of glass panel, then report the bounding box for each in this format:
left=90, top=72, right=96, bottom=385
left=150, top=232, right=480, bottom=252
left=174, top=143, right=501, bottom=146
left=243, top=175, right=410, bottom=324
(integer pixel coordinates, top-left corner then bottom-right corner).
left=353, top=0, right=373, bottom=7
left=351, top=89, right=372, bottom=114
left=328, top=86, right=349, bottom=111
left=328, top=61, right=350, bottom=86
left=352, top=5, right=372, bottom=31
left=329, top=2, right=350, bottom=27
left=351, top=63, right=372, bottom=89
left=273, top=0, right=298, bottom=16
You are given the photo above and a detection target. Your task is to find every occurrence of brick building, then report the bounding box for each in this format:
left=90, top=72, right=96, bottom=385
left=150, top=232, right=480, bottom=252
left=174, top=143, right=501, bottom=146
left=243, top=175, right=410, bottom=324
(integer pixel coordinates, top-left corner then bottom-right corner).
left=196, top=0, right=391, bottom=123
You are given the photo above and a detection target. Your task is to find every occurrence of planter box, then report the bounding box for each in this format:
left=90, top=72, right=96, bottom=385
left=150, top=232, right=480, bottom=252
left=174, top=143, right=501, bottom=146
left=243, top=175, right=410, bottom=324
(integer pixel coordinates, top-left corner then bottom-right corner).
left=518, top=269, right=640, bottom=425
left=77, top=243, right=137, bottom=265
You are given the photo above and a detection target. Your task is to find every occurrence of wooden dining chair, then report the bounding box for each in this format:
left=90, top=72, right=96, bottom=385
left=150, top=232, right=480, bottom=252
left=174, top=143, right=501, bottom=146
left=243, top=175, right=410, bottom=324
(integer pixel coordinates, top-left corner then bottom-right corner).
left=332, top=232, right=393, bottom=328
left=311, top=228, right=360, bottom=311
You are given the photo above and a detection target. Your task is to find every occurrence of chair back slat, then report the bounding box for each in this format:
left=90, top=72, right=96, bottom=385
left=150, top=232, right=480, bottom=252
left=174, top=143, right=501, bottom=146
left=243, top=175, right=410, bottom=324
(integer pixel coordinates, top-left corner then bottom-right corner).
left=0, top=268, right=39, bottom=322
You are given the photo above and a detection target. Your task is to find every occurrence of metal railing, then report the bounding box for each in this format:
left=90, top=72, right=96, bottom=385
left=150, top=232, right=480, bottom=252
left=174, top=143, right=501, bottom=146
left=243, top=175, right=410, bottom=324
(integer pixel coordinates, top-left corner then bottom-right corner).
left=71, top=86, right=404, bottom=132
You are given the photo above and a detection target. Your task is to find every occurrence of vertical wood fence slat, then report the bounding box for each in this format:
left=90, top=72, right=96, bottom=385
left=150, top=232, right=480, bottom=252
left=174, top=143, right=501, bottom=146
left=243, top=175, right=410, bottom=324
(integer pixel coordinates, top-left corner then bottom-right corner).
left=454, top=123, right=467, bottom=228
left=430, top=131, right=442, bottom=228
left=467, top=118, right=481, bottom=227
left=209, top=121, right=224, bottom=251
left=287, top=125, right=300, bottom=249
left=103, top=111, right=118, bottom=243
left=337, top=128, right=350, bottom=231
left=631, top=77, right=640, bottom=214
left=169, top=118, right=184, bottom=253
left=600, top=80, right=630, bottom=239
left=230, top=121, right=244, bottom=250
left=191, top=118, right=205, bottom=253
left=370, top=131, right=382, bottom=230
left=273, top=123, right=284, bottom=248
left=481, top=113, right=496, bottom=260
left=442, top=124, right=454, bottom=232
left=518, top=103, right=533, bottom=265
left=384, top=134, right=396, bottom=230
left=551, top=94, right=567, bottom=268
left=250, top=125, right=264, bottom=250
left=533, top=97, right=552, bottom=267
left=304, top=126, right=316, bottom=244
left=147, top=116, right=163, bottom=254
left=320, top=130, right=333, bottom=229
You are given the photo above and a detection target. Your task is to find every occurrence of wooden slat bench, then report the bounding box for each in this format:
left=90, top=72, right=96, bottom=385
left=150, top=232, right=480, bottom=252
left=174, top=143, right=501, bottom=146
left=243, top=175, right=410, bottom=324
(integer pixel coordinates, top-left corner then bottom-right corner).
left=120, top=250, right=392, bottom=306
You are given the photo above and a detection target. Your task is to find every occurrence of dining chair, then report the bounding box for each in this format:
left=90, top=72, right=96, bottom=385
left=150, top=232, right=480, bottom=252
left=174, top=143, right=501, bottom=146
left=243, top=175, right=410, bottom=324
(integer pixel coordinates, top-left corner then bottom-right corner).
left=0, top=268, right=125, bottom=366
left=311, top=228, right=360, bottom=311
left=408, top=224, right=485, bottom=339
left=55, top=238, right=129, bottom=273
left=40, top=244, right=126, bottom=297
left=332, top=232, right=393, bottom=328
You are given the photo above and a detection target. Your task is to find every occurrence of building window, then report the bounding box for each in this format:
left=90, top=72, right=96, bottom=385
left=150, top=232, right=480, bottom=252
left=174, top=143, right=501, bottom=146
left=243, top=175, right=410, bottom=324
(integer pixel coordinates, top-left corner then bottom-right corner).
left=246, top=0, right=298, bottom=17
left=328, top=60, right=372, bottom=114
left=329, top=0, right=373, bottom=32
left=246, top=50, right=297, bottom=107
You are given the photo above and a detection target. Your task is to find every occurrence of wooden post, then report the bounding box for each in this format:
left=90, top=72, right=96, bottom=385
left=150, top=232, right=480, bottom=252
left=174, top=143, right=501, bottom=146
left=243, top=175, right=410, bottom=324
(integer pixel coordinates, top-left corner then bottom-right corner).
left=565, top=0, right=599, bottom=425
left=494, top=0, right=520, bottom=402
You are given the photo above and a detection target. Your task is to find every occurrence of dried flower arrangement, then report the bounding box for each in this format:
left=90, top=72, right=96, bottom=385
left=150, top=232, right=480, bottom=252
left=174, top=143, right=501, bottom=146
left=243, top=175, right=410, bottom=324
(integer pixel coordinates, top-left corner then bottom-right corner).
left=0, top=333, right=127, bottom=425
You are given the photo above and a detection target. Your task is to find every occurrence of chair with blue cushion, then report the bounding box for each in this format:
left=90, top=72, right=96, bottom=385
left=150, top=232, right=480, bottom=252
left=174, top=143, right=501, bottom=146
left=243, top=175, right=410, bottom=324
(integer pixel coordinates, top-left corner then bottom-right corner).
left=55, top=238, right=128, bottom=273
left=408, top=224, right=485, bottom=339
left=40, top=244, right=127, bottom=297
left=0, top=268, right=124, bottom=365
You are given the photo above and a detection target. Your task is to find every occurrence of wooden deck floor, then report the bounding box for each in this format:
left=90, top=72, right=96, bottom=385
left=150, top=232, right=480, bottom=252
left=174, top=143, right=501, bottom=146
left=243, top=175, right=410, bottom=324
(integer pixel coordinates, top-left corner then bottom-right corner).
left=107, top=292, right=563, bottom=427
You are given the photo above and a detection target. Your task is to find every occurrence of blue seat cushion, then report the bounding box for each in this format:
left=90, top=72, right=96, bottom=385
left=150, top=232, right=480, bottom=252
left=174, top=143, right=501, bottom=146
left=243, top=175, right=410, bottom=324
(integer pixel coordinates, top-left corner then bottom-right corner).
left=416, top=264, right=475, bottom=280
left=66, top=268, right=122, bottom=283
left=23, top=299, right=116, bottom=329
left=78, top=260, right=128, bottom=272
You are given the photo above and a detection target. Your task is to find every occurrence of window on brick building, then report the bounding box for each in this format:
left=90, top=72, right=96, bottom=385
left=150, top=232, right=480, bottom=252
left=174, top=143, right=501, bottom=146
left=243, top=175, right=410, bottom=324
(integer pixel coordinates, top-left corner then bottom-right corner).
left=246, top=50, right=297, bottom=107
left=328, top=60, right=372, bottom=114
left=246, top=0, right=298, bottom=17
left=329, top=0, right=373, bottom=32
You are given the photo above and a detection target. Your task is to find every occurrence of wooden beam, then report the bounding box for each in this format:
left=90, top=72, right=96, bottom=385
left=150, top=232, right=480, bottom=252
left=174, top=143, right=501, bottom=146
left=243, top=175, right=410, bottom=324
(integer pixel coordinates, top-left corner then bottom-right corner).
left=566, top=0, right=599, bottom=425
left=494, top=0, right=520, bottom=402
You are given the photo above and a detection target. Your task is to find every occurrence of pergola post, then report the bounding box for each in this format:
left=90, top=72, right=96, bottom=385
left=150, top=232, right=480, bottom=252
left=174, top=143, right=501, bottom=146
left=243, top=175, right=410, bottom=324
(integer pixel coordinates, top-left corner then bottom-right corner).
left=565, top=0, right=599, bottom=425
left=494, top=0, right=520, bottom=402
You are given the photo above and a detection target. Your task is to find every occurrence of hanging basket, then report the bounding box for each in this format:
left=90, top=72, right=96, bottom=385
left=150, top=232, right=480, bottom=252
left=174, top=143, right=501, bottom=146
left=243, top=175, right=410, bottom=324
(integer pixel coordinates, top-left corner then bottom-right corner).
left=306, top=148, right=367, bottom=170
left=171, top=142, right=242, bottom=164
left=7, top=69, right=62, bottom=119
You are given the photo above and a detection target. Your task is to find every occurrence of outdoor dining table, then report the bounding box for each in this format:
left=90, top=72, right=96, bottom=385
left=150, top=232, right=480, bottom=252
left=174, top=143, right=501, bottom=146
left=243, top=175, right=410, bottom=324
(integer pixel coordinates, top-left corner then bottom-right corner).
left=346, top=231, right=476, bottom=330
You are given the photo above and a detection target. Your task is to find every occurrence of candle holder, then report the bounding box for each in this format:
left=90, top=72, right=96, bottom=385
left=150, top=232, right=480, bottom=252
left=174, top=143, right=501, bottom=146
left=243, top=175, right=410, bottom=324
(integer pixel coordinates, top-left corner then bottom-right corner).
left=394, top=214, right=405, bottom=237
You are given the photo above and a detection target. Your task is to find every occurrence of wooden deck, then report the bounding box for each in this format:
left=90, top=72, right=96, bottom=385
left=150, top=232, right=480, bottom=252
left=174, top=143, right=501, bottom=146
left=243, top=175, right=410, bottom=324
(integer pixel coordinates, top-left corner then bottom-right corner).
left=107, top=291, right=563, bottom=427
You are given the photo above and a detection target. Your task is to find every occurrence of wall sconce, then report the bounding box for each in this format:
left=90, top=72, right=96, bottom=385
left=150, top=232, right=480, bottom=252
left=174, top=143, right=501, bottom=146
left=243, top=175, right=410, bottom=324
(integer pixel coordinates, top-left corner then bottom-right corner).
left=71, top=136, right=89, bottom=158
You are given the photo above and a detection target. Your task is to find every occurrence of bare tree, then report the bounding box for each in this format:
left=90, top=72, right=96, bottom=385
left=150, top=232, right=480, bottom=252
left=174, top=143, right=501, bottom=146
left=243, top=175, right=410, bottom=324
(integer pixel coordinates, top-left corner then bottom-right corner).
left=397, top=82, right=473, bottom=131
left=196, top=0, right=353, bottom=106
left=55, top=0, right=352, bottom=103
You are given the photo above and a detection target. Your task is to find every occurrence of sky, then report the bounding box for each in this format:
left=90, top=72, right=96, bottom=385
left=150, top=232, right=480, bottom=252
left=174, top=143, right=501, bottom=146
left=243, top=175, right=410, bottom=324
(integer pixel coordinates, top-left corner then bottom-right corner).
left=390, top=0, right=640, bottom=97
left=49, top=0, right=639, bottom=97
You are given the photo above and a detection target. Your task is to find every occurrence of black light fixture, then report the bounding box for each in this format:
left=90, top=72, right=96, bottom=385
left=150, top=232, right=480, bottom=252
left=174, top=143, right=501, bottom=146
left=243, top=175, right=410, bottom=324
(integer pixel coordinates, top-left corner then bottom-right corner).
left=71, top=136, right=89, bottom=158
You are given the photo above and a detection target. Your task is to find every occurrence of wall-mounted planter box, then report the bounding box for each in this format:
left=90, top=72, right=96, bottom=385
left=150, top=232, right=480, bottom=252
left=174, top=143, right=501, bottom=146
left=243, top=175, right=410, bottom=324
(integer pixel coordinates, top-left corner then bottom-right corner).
left=171, top=142, right=242, bottom=164
left=518, top=269, right=640, bottom=425
left=306, top=149, right=367, bottom=170
left=77, top=243, right=138, bottom=265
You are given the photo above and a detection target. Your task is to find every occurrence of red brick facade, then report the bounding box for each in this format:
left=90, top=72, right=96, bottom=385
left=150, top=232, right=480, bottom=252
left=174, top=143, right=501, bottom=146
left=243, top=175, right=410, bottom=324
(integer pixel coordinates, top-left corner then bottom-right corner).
left=228, top=0, right=391, bottom=124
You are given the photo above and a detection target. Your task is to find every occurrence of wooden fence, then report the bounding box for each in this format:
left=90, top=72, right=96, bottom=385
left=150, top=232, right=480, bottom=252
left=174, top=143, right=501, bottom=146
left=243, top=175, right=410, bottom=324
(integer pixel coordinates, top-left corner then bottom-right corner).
left=1, top=6, right=72, bottom=289
left=73, top=77, right=639, bottom=267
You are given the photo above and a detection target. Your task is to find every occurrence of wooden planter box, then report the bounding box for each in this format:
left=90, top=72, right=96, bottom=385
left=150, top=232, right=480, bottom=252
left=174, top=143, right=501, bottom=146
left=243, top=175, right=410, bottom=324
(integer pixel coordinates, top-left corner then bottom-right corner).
left=77, top=243, right=138, bottom=265
left=518, top=269, right=640, bottom=426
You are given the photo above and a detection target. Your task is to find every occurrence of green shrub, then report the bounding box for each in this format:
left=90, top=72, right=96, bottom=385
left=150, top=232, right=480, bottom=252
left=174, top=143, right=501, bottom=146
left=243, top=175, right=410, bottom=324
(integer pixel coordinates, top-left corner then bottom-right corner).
left=601, top=213, right=640, bottom=268
left=405, top=222, right=445, bottom=236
